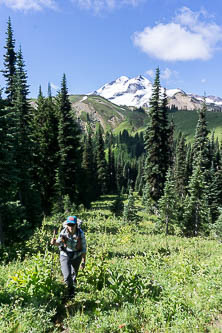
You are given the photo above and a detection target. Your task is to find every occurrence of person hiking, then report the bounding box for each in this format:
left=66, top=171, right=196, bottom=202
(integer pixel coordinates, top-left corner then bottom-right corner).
left=51, top=215, right=87, bottom=298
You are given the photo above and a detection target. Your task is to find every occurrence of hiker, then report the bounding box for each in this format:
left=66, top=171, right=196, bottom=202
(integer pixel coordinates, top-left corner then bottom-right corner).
left=51, top=215, right=87, bottom=297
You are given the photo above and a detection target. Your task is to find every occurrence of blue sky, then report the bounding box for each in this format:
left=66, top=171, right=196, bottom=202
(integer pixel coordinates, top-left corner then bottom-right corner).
left=0, top=0, right=222, bottom=98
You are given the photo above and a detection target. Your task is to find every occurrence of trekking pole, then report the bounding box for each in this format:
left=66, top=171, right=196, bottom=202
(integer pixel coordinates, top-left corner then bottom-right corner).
left=50, top=228, right=58, bottom=278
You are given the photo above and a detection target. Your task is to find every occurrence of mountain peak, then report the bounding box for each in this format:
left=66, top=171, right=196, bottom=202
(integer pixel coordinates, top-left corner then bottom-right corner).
left=92, top=75, right=222, bottom=110
left=116, top=75, right=129, bottom=82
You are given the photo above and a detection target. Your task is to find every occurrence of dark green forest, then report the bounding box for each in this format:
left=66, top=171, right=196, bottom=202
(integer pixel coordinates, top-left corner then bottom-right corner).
left=1, top=18, right=222, bottom=251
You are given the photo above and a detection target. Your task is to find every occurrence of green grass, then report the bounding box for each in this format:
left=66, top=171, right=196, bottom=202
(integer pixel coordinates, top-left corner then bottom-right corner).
left=169, top=109, right=222, bottom=142
left=1, top=195, right=222, bottom=332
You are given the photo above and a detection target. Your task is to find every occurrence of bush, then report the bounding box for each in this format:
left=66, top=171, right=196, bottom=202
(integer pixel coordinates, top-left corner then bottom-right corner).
left=8, top=250, right=62, bottom=302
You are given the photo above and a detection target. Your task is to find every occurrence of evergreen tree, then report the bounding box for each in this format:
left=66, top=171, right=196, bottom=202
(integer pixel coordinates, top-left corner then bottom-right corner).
left=55, top=74, right=82, bottom=207
left=2, top=17, right=17, bottom=102
left=160, top=88, right=172, bottom=175
left=13, top=47, right=42, bottom=228
left=135, top=155, right=145, bottom=195
left=81, top=125, right=97, bottom=206
left=143, top=67, right=166, bottom=204
left=192, top=100, right=210, bottom=171
left=183, top=160, right=211, bottom=236
left=95, top=124, right=108, bottom=195
left=116, top=154, right=125, bottom=193
left=158, top=168, right=181, bottom=235
left=29, top=86, right=59, bottom=214
left=0, top=98, right=18, bottom=244
left=107, top=143, right=116, bottom=193
left=13, top=47, right=31, bottom=203
left=123, top=187, right=138, bottom=223
left=110, top=193, right=124, bottom=217
left=174, top=133, right=187, bottom=198
left=207, top=165, right=222, bottom=223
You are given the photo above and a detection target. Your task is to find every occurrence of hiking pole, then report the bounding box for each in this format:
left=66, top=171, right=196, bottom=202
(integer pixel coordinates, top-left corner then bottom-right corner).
left=50, top=227, right=58, bottom=278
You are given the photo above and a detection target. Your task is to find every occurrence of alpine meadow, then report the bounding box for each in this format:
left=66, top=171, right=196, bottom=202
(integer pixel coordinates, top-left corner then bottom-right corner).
left=1, top=14, right=222, bottom=333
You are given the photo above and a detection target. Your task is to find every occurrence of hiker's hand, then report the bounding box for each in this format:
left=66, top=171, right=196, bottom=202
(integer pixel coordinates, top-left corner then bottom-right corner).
left=50, top=237, right=56, bottom=245
left=81, top=262, right=85, bottom=270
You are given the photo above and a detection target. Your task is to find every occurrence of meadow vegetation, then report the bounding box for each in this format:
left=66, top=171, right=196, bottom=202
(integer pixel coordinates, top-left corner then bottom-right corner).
left=1, top=195, right=222, bottom=333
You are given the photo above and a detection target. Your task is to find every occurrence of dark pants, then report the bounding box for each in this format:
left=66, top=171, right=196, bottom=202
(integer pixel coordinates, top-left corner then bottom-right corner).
left=60, top=254, right=82, bottom=293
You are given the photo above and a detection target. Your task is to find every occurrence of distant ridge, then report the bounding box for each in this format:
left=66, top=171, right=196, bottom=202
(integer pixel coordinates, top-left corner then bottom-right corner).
left=91, top=75, right=222, bottom=111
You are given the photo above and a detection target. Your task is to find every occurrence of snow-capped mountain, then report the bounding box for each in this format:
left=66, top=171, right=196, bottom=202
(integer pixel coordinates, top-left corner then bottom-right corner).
left=92, top=75, right=222, bottom=111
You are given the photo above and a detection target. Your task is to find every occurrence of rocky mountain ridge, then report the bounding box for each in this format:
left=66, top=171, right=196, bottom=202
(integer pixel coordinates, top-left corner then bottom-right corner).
left=91, top=75, right=222, bottom=111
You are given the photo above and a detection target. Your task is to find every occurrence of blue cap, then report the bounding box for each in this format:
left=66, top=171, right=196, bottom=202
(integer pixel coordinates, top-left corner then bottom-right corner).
left=67, top=216, right=77, bottom=224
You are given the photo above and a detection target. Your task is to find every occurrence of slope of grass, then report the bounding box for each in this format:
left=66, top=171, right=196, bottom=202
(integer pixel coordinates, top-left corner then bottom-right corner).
left=169, top=109, right=222, bottom=142
left=1, top=195, right=222, bottom=332
left=69, top=94, right=222, bottom=141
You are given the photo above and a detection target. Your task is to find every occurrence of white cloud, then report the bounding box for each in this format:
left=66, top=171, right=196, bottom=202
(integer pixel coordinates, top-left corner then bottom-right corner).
left=146, top=67, right=178, bottom=81
left=201, top=78, right=206, bottom=83
left=0, top=0, right=57, bottom=11
left=160, top=68, right=178, bottom=80
left=145, top=69, right=154, bottom=78
left=71, top=0, right=143, bottom=12
left=50, top=82, right=59, bottom=90
left=133, top=7, right=222, bottom=61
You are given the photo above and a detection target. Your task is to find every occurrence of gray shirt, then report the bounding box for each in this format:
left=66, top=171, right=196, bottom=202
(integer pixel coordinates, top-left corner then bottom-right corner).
left=57, top=227, right=87, bottom=258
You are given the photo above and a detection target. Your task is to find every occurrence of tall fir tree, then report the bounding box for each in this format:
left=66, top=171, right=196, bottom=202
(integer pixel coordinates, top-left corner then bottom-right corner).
left=160, top=88, right=172, bottom=175
left=29, top=86, right=59, bottom=214
left=183, top=160, right=211, bottom=236
left=55, top=74, right=82, bottom=207
left=143, top=67, right=169, bottom=204
left=0, top=97, right=18, bottom=244
left=95, top=124, right=108, bottom=195
left=192, top=100, right=210, bottom=171
left=174, top=132, right=187, bottom=198
left=2, top=17, right=16, bottom=102
left=13, top=47, right=42, bottom=227
left=158, top=168, right=181, bottom=235
left=107, top=143, right=116, bottom=193
left=81, top=125, right=97, bottom=206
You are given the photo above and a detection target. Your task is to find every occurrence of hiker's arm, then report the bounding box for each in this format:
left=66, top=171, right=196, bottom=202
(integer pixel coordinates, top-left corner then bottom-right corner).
left=51, top=233, right=67, bottom=247
left=50, top=238, right=60, bottom=246
left=80, top=231, right=87, bottom=268
left=82, top=252, right=86, bottom=262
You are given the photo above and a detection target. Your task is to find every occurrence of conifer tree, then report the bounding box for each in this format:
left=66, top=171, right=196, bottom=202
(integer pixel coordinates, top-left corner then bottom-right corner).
left=13, top=47, right=31, bottom=201
left=0, top=98, right=18, bottom=243
left=207, top=165, right=222, bottom=223
left=143, top=67, right=166, bottom=204
left=110, top=193, right=124, bottom=217
left=174, top=133, right=187, bottom=198
left=116, top=155, right=125, bottom=193
left=183, top=160, right=210, bottom=236
left=123, top=187, right=138, bottom=223
left=13, top=47, right=42, bottom=227
left=158, top=168, right=181, bottom=235
left=2, top=17, right=17, bottom=102
left=81, top=125, right=97, bottom=206
left=160, top=88, right=171, bottom=175
left=107, top=143, right=116, bottom=193
left=30, top=86, right=59, bottom=214
left=135, top=155, right=145, bottom=195
left=192, top=100, right=210, bottom=171
left=55, top=74, right=82, bottom=207
left=95, top=124, right=108, bottom=195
